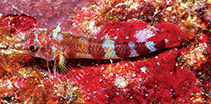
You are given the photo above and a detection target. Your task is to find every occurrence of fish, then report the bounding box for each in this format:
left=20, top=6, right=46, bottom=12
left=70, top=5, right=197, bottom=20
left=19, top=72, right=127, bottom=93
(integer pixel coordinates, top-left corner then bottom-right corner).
left=11, top=26, right=181, bottom=72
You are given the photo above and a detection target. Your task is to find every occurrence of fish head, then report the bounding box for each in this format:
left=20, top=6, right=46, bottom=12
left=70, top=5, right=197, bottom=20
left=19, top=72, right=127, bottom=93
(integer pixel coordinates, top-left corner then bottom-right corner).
left=11, top=30, right=56, bottom=61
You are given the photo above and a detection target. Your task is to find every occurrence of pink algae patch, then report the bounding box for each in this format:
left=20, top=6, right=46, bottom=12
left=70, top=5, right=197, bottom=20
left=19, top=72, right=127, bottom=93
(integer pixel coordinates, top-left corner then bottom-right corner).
left=0, top=0, right=94, bottom=30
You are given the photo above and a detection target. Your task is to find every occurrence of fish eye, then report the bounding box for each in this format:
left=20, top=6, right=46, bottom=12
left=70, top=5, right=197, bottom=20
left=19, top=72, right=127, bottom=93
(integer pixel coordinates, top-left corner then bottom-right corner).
left=29, top=44, right=37, bottom=52
left=26, top=40, right=39, bottom=52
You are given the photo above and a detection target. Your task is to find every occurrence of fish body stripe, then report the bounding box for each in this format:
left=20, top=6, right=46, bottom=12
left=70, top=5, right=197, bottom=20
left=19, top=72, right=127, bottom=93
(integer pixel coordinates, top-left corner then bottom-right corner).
left=145, top=41, right=157, bottom=52
left=102, top=40, right=118, bottom=59
left=128, top=42, right=139, bottom=57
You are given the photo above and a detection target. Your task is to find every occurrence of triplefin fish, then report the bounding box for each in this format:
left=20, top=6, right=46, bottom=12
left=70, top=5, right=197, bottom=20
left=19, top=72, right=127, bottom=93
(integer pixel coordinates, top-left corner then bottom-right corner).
left=11, top=27, right=182, bottom=71
left=12, top=31, right=179, bottom=58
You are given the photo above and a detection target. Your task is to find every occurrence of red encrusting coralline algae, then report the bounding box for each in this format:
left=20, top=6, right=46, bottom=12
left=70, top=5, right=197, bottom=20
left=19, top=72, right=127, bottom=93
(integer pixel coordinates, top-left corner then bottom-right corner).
left=0, top=14, right=37, bottom=34
left=65, top=48, right=196, bottom=103
left=0, top=0, right=210, bottom=103
left=94, top=20, right=150, bottom=42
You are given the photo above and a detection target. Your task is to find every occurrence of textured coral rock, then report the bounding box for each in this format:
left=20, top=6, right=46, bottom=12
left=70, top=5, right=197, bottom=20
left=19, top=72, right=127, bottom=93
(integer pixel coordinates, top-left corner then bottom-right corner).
left=0, top=14, right=37, bottom=34
left=0, top=0, right=210, bottom=103
left=0, top=14, right=197, bottom=103
left=64, top=48, right=196, bottom=103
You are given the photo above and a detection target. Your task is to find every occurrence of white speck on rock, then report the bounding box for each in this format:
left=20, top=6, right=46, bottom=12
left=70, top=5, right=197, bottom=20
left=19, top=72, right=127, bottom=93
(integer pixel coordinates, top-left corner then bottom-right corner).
left=139, top=78, right=142, bottom=81
left=114, top=77, right=128, bottom=88
left=140, top=67, right=148, bottom=73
